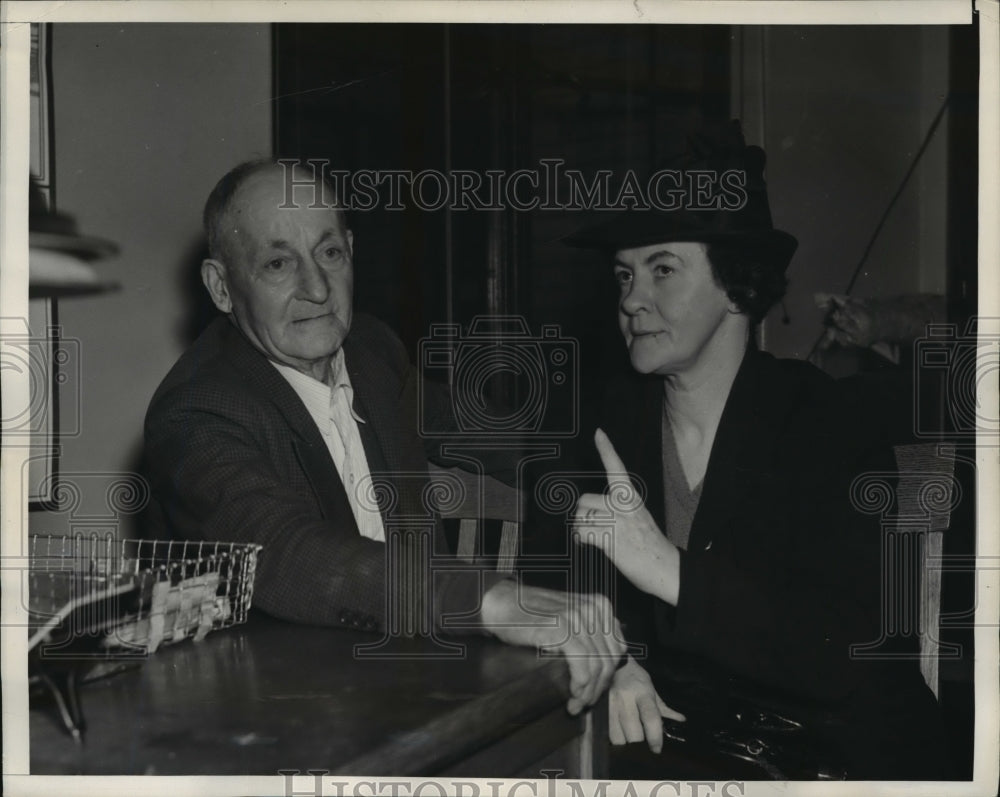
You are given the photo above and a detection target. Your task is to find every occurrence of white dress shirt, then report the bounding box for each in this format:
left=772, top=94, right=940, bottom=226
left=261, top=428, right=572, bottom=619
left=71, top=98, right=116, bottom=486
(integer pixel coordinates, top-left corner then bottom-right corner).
left=271, top=350, right=386, bottom=542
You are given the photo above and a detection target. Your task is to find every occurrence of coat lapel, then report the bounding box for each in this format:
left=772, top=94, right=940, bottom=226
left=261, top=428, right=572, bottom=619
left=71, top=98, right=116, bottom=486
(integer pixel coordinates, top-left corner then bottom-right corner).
left=344, top=332, right=430, bottom=525
left=634, top=379, right=669, bottom=533
left=687, top=348, right=787, bottom=552
left=604, top=372, right=667, bottom=530
left=218, top=318, right=358, bottom=531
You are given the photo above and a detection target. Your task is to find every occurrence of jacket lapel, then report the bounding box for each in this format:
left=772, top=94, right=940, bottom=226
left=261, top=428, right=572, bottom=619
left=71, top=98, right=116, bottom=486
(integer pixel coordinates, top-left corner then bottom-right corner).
left=687, top=348, right=786, bottom=552
left=604, top=372, right=667, bottom=530
left=344, top=333, right=430, bottom=525
left=635, top=379, right=669, bottom=533
left=219, top=318, right=358, bottom=531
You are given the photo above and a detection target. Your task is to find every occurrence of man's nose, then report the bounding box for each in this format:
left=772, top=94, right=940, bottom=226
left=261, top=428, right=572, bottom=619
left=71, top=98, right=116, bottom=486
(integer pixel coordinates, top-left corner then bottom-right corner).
left=297, top=257, right=330, bottom=303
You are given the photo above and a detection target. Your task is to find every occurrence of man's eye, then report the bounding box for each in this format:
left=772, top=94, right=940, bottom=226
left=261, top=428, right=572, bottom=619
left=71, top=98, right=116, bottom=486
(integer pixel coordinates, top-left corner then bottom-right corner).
left=614, top=269, right=632, bottom=285
left=264, top=258, right=286, bottom=271
left=653, top=264, right=673, bottom=277
left=323, top=247, right=342, bottom=259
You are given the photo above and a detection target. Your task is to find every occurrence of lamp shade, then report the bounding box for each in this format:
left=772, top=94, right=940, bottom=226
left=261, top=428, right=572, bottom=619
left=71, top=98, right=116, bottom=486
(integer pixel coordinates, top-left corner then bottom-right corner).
left=29, top=180, right=119, bottom=298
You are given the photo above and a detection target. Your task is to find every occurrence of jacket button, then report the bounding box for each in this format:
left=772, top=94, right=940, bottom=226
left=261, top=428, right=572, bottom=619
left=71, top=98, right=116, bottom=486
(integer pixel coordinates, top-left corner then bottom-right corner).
left=704, top=540, right=713, bottom=550
left=364, top=618, right=377, bottom=632
left=338, top=610, right=349, bottom=624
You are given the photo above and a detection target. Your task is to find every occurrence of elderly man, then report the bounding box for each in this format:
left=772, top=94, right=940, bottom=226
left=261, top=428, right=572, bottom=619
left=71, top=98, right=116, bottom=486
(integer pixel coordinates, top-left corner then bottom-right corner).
left=144, top=159, right=623, bottom=715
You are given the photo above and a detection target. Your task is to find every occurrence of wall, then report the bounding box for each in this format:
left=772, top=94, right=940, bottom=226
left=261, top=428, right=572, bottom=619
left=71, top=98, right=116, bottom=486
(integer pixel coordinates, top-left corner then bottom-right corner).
left=733, top=26, right=951, bottom=359
left=32, top=24, right=272, bottom=539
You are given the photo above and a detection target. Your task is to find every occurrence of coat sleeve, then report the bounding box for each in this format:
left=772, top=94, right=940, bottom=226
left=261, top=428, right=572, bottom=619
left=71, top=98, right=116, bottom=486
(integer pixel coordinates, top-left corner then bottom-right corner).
left=144, top=383, right=393, bottom=630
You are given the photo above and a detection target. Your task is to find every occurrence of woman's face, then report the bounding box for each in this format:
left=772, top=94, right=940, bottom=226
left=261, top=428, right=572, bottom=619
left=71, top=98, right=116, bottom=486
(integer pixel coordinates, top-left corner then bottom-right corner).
left=613, top=241, right=740, bottom=377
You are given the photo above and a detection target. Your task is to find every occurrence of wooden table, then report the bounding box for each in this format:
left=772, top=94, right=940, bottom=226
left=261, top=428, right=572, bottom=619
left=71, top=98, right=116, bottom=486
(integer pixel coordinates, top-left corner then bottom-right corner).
left=30, top=613, right=607, bottom=778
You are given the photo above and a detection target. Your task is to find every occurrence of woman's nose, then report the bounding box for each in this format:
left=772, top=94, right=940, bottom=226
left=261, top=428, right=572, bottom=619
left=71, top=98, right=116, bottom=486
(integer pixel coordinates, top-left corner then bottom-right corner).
left=620, top=278, right=650, bottom=316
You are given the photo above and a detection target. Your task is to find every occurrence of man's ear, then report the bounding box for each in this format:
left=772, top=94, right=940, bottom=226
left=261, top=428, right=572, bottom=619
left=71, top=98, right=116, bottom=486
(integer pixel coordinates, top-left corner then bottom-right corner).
left=201, top=259, right=233, bottom=314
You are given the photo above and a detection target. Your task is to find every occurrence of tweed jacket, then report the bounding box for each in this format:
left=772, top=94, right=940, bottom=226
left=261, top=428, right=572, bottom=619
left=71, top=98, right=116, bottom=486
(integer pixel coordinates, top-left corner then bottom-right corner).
left=144, top=313, right=496, bottom=632
left=596, top=346, right=944, bottom=777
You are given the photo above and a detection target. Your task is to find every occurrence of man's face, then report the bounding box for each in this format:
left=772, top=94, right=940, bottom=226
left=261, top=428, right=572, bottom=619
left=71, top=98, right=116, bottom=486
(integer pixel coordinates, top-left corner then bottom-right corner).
left=210, top=168, right=354, bottom=380
left=613, top=241, right=737, bottom=377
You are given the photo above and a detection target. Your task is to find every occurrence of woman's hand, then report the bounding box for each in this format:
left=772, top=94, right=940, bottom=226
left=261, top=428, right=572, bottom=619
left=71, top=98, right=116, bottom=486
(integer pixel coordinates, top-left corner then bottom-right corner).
left=610, top=656, right=685, bottom=752
left=574, top=429, right=681, bottom=606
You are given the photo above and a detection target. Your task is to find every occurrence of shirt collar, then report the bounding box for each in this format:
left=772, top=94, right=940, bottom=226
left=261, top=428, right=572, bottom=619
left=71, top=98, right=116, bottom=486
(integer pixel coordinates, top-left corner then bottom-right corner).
left=270, top=349, right=365, bottom=437
left=328, top=349, right=367, bottom=424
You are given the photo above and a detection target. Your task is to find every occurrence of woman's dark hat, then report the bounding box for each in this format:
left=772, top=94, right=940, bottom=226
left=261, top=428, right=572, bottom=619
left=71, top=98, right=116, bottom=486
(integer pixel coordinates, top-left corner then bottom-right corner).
left=563, top=120, right=797, bottom=271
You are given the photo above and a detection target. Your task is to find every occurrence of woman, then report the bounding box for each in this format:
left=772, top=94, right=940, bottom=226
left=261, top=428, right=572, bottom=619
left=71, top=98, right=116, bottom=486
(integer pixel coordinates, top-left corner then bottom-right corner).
left=564, top=122, right=947, bottom=780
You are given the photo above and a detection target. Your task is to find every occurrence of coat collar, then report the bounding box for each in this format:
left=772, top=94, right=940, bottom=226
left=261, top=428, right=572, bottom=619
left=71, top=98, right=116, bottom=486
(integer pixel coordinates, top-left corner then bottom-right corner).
left=686, top=346, right=795, bottom=550
left=214, top=315, right=431, bottom=523
left=610, top=345, right=796, bottom=551
left=216, top=317, right=329, bottom=448
left=344, top=330, right=434, bottom=519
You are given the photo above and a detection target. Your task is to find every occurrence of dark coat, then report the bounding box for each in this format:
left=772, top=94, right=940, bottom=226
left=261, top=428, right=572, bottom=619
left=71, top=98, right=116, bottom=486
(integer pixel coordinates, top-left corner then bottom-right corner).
left=598, top=347, right=947, bottom=779
left=144, top=314, right=498, bottom=633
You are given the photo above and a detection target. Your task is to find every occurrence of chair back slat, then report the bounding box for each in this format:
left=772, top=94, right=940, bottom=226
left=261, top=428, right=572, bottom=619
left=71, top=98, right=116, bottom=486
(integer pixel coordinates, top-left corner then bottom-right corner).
left=892, top=443, right=957, bottom=699
left=497, top=521, right=519, bottom=575
left=427, top=463, right=522, bottom=572
left=456, top=518, right=478, bottom=563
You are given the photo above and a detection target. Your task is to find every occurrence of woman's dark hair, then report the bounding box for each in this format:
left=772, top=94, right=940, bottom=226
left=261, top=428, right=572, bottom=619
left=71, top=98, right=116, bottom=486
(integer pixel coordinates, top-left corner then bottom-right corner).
left=704, top=240, right=788, bottom=324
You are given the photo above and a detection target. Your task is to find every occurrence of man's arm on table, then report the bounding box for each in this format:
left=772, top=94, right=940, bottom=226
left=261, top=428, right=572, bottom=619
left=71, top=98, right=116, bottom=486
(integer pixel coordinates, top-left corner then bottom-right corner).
left=144, top=385, right=396, bottom=630
left=145, top=384, right=623, bottom=713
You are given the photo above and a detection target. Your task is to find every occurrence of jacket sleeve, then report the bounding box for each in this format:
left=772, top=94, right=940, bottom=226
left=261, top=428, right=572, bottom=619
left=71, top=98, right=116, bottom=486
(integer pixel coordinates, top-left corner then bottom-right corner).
left=144, top=384, right=393, bottom=631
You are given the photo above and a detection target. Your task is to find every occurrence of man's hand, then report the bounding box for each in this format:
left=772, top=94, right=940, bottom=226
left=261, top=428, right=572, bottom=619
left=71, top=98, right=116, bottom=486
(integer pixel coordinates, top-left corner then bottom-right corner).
left=815, top=293, right=880, bottom=348
left=480, top=579, right=626, bottom=715
left=574, top=429, right=681, bottom=606
left=610, top=656, right=685, bottom=753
